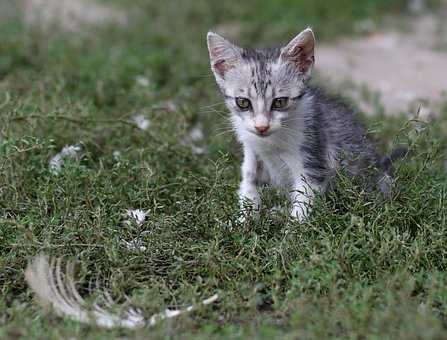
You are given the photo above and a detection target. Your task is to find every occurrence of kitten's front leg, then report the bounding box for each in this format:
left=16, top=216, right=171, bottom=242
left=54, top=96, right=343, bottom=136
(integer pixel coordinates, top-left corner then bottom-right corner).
left=238, top=147, right=261, bottom=221
left=289, top=178, right=317, bottom=222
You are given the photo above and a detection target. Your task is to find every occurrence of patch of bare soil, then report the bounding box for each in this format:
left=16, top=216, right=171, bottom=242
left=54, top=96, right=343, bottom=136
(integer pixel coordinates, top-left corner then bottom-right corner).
left=317, top=11, right=447, bottom=116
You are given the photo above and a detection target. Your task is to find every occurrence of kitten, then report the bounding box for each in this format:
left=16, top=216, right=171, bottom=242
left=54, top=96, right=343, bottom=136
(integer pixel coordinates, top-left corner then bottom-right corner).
left=207, top=28, right=404, bottom=221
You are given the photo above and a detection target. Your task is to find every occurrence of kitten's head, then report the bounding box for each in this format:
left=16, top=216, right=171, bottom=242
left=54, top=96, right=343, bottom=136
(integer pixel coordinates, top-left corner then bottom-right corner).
left=207, top=28, right=315, bottom=138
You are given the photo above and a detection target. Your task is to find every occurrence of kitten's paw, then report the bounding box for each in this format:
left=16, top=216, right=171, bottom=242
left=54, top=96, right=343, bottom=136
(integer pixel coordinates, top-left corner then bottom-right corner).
left=237, top=204, right=260, bottom=224
left=237, top=207, right=259, bottom=224
left=237, top=187, right=261, bottom=224
left=290, top=203, right=309, bottom=222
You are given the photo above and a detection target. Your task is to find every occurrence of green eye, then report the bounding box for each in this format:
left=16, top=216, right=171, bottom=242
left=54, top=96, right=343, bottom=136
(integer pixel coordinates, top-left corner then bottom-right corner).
left=272, top=97, right=289, bottom=110
left=236, top=97, right=251, bottom=110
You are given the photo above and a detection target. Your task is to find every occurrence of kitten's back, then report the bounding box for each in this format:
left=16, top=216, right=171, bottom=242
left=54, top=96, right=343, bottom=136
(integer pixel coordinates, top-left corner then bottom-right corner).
left=305, top=86, right=383, bottom=176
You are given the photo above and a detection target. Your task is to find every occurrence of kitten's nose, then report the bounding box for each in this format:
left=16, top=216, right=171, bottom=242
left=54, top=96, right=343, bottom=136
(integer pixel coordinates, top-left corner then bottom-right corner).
left=255, top=125, right=270, bottom=134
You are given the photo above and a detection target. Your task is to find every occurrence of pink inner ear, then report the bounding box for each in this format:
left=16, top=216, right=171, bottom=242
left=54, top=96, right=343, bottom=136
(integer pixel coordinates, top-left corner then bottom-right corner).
left=283, top=39, right=315, bottom=74
left=213, top=59, right=228, bottom=77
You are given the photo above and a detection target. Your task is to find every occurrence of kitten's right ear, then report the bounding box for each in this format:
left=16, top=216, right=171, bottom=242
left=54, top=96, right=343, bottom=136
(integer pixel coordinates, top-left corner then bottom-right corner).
left=280, top=28, right=315, bottom=78
left=207, top=32, right=241, bottom=78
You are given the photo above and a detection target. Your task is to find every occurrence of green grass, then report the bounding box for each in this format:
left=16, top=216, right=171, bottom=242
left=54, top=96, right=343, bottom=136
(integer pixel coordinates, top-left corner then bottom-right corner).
left=1, top=0, right=447, bottom=338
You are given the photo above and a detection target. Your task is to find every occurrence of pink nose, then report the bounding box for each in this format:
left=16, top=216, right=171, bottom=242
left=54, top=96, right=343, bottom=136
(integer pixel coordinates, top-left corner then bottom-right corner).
left=255, top=125, right=270, bottom=134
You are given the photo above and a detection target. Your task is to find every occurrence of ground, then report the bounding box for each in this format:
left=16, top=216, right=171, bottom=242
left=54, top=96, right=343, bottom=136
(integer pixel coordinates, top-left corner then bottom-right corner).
left=317, top=6, right=447, bottom=116
left=1, top=0, right=447, bottom=339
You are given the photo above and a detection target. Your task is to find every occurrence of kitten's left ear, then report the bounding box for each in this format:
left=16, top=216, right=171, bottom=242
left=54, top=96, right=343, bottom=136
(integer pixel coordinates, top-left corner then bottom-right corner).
left=280, top=28, right=315, bottom=78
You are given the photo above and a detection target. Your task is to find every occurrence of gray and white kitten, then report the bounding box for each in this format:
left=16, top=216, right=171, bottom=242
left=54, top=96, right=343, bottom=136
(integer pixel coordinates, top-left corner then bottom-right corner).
left=207, top=28, right=403, bottom=221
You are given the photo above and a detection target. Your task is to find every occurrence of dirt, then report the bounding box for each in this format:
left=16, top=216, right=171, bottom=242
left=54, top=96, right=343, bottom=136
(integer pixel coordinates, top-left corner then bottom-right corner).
left=317, top=11, right=447, bottom=117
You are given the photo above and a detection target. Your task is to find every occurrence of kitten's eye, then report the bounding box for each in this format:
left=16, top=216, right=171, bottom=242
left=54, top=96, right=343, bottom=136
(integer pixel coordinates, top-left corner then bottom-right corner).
left=235, top=97, right=251, bottom=110
left=272, top=97, right=289, bottom=110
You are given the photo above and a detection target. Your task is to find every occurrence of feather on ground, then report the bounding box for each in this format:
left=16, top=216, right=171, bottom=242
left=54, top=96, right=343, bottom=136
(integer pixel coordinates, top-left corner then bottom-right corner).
left=25, top=254, right=218, bottom=329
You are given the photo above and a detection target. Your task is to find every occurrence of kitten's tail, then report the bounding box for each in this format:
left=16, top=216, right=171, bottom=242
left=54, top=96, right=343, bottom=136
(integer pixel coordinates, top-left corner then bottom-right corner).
left=377, top=147, right=408, bottom=195
left=25, top=254, right=218, bottom=329
left=381, top=147, right=409, bottom=172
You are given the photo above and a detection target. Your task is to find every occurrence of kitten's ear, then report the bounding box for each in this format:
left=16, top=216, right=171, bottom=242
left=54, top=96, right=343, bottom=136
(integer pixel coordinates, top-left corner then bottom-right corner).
left=280, top=28, right=315, bottom=77
left=207, top=32, right=241, bottom=78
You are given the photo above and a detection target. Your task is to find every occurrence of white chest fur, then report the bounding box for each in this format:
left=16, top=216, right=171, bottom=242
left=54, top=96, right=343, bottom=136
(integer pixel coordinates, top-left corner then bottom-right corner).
left=238, top=128, right=305, bottom=190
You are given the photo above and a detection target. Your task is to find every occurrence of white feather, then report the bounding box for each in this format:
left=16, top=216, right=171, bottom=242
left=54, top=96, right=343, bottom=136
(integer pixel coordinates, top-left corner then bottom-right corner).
left=133, top=114, right=151, bottom=130
left=25, top=254, right=218, bottom=329
left=49, top=144, right=83, bottom=175
left=123, top=209, right=147, bottom=227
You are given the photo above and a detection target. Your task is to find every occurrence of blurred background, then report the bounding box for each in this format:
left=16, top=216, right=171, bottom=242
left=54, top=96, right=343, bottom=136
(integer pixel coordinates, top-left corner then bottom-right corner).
left=2, top=0, right=447, bottom=118
left=1, top=0, right=446, bottom=124
left=1, top=0, right=446, bottom=162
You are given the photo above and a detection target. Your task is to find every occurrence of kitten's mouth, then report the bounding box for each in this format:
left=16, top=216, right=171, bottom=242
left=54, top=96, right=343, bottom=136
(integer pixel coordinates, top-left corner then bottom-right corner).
left=251, top=131, right=271, bottom=138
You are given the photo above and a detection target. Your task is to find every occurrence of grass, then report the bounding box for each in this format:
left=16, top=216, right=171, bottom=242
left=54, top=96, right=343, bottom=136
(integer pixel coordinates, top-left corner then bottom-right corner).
left=1, top=0, right=447, bottom=338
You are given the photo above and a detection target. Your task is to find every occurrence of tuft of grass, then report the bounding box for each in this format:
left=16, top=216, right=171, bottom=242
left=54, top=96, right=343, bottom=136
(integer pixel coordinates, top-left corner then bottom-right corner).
left=1, top=1, right=446, bottom=338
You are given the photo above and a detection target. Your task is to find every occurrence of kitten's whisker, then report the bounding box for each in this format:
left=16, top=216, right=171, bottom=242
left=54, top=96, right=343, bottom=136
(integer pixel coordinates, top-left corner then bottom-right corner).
left=199, top=101, right=226, bottom=110
left=214, top=121, right=234, bottom=129
left=279, top=125, right=298, bottom=132
left=274, top=134, right=300, bottom=152
left=279, top=126, right=301, bottom=137
left=214, top=128, right=236, bottom=138
left=199, top=107, right=228, bottom=119
left=202, top=111, right=227, bottom=116
left=199, top=108, right=226, bottom=113
left=214, top=125, right=234, bottom=133
left=201, top=112, right=227, bottom=119
left=201, top=100, right=226, bottom=106
left=188, top=73, right=215, bottom=79
left=281, top=117, right=307, bottom=124
left=214, top=121, right=235, bottom=131
left=278, top=130, right=303, bottom=149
